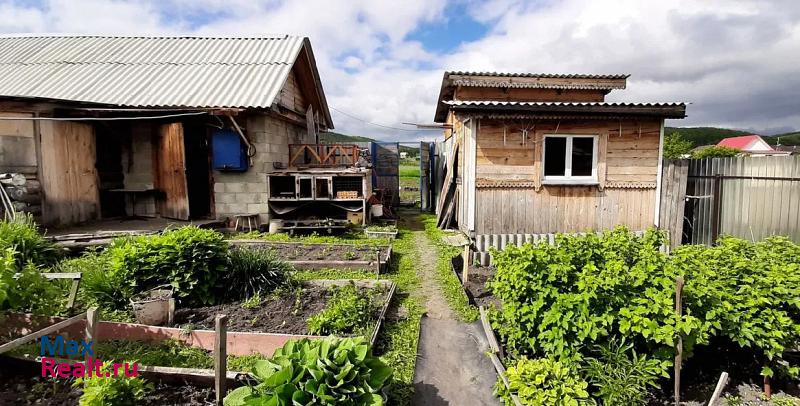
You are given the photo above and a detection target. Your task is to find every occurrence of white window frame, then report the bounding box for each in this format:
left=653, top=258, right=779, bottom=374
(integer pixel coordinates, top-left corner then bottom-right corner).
left=542, top=134, right=599, bottom=185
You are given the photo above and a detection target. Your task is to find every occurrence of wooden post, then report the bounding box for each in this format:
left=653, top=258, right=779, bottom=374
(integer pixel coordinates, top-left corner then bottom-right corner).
left=375, top=249, right=381, bottom=276
left=711, top=174, right=723, bottom=244
left=67, top=277, right=81, bottom=310
left=462, top=244, right=470, bottom=286
left=708, top=372, right=728, bottom=405
left=674, top=277, right=684, bottom=406
left=214, top=314, right=228, bottom=406
left=168, top=298, right=176, bottom=325
left=764, top=374, right=772, bottom=400
left=85, top=307, right=98, bottom=363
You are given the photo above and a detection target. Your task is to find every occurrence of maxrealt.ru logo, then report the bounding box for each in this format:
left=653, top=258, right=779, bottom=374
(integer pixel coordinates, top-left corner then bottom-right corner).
left=39, top=335, right=138, bottom=378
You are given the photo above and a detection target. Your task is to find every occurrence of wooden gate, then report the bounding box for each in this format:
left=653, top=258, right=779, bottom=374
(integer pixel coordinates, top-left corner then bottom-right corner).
left=420, top=142, right=432, bottom=211
left=40, top=121, right=100, bottom=226
left=156, top=123, right=189, bottom=220
left=371, top=142, right=399, bottom=207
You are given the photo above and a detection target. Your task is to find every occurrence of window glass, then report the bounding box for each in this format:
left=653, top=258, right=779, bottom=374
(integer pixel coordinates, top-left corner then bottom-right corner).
left=544, top=137, right=566, bottom=176
left=571, top=137, right=594, bottom=177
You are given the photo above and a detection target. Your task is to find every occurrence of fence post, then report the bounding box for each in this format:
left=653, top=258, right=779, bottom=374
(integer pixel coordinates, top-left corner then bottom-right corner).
left=215, top=314, right=228, bottom=406
left=462, top=244, right=470, bottom=286
left=674, top=277, right=684, bottom=406
left=711, top=174, right=723, bottom=244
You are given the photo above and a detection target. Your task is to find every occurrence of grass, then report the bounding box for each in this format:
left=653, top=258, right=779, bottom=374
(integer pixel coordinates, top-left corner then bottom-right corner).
left=229, top=230, right=391, bottom=247
left=420, top=213, right=480, bottom=322
left=399, top=164, right=420, bottom=178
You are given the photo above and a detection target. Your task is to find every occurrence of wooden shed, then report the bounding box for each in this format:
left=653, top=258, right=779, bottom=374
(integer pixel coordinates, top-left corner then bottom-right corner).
left=433, top=72, right=686, bottom=238
left=0, top=35, right=333, bottom=228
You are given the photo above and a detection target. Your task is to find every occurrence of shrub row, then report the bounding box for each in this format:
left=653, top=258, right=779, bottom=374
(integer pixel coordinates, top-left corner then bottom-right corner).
left=489, top=227, right=800, bottom=404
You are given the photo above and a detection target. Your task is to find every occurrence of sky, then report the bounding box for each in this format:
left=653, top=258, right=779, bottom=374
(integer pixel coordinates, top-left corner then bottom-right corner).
left=1, top=0, right=799, bottom=142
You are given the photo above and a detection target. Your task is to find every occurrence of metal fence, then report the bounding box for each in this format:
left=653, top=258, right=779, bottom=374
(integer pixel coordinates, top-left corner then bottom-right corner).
left=680, top=156, right=800, bottom=245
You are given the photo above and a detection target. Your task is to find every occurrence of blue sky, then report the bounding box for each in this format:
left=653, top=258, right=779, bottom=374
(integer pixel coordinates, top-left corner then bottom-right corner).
left=0, top=0, right=799, bottom=141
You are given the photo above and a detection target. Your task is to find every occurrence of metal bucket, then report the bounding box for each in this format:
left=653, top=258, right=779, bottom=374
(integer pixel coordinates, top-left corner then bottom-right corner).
left=370, top=204, right=384, bottom=217
left=130, top=286, right=173, bottom=326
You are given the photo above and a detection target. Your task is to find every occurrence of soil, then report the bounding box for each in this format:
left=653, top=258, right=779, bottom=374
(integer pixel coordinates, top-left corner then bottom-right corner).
left=0, top=373, right=216, bottom=405
left=231, top=241, right=390, bottom=263
left=174, top=284, right=388, bottom=334
left=453, top=261, right=499, bottom=308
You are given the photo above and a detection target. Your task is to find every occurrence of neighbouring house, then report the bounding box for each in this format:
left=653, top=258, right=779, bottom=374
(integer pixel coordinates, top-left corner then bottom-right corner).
left=0, top=35, right=333, bottom=227
left=400, top=151, right=408, bottom=159
left=433, top=71, right=686, bottom=237
left=716, top=134, right=790, bottom=156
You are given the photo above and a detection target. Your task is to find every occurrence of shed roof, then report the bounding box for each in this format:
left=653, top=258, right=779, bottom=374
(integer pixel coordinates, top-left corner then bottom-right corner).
left=0, top=35, right=333, bottom=126
left=442, top=100, right=687, bottom=119
left=717, top=135, right=767, bottom=150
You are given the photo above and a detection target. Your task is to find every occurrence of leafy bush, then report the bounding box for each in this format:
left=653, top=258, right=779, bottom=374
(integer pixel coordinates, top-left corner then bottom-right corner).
left=489, top=227, right=701, bottom=363
left=74, top=362, right=152, bottom=406
left=495, top=358, right=591, bottom=406
left=663, top=132, right=693, bottom=159
left=582, top=338, right=666, bottom=405
left=105, top=226, right=228, bottom=306
left=308, top=284, right=374, bottom=336
left=57, top=250, right=132, bottom=311
left=666, top=237, right=800, bottom=378
left=224, top=337, right=392, bottom=406
left=691, top=145, right=741, bottom=159
left=0, top=214, right=60, bottom=269
left=0, top=248, right=63, bottom=315
left=223, top=247, right=294, bottom=301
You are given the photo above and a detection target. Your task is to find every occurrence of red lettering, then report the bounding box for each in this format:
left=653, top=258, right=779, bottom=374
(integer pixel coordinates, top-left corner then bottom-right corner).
left=71, top=363, right=85, bottom=377
left=41, top=357, right=56, bottom=377
left=57, top=363, right=71, bottom=377
left=123, top=362, right=138, bottom=378
left=113, top=363, right=121, bottom=377
left=94, top=359, right=103, bottom=377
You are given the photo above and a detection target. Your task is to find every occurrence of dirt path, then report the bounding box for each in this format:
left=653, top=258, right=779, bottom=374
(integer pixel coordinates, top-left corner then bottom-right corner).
left=400, top=210, right=501, bottom=405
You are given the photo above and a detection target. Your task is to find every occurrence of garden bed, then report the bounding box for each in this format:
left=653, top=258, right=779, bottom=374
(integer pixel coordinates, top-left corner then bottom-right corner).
left=229, top=240, right=392, bottom=273
left=451, top=255, right=498, bottom=308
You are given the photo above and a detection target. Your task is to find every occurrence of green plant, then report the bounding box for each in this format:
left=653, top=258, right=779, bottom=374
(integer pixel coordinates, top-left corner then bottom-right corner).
left=691, top=145, right=741, bottom=159
left=241, top=292, right=262, bottom=310
left=224, top=247, right=294, bottom=301
left=105, top=226, right=228, bottom=306
left=224, top=337, right=392, bottom=406
left=0, top=247, right=63, bottom=315
left=581, top=338, right=667, bottom=405
left=95, top=340, right=214, bottom=369
left=58, top=250, right=132, bottom=311
left=0, top=214, right=60, bottom=269
left=74, top=362, right=152, bottom=406
left=345, top=250, right=358, bottom=260
left=365, top=225, right=397, bottom=233
left=308, top=284, right=374, bottom=336
left=495, top=358, right=591, bottom=406
left=663, top=132, right=693, bottom=159
left=489, top=227, right=700, bottom=363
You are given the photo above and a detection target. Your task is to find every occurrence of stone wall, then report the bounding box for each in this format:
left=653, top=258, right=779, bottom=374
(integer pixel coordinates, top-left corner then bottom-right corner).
left=212, top=113, right=312, bottom=224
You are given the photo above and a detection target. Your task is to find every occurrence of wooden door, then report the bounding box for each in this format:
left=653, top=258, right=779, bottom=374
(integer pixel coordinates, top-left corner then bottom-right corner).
left=157, top=123, right=189, bottom=220
left=39, top=121, right=100, bottom=226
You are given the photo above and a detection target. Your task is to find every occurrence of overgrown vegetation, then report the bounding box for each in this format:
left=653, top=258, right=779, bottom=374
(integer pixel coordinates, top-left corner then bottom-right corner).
left=224, top=337, right=392, bottom=406
left=308, top=283, right=375, bottom=336
left=74, top=362, right=152, bottom=406
left=0, top=214, right=60, bottom=268
left=663, top=131, right=694, bottom=158
left=421, top=213, right=479, bottom=322
left=488, top=227, right=800, bottom=404
left=691, top=145, right=742, bottom=158
left=365, top=225, right=398, bottom=233
left=495, top=358, right=590, bottom=406
left=224, top=246, right=295, bottom=301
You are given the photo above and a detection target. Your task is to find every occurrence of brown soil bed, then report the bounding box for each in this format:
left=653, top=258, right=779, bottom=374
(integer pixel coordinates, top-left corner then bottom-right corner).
left=452, top=256, right=499, bottom=308
left=174, top=284, right=389, bottom=334
left=230, top=241, right=390, bottom=263
left=0, top=373, right=214, bottom=406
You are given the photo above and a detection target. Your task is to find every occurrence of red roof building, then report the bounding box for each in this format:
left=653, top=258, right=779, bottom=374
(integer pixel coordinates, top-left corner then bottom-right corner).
left=717, top=135, right=789, bottom=155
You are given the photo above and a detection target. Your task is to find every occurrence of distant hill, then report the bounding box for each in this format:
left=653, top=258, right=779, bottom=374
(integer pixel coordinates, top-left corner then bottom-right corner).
left=320, top=131, right=418, bottom=156
left=665, top=127, right=750, bottom=147
left=666, top=127, right=800, bottom=147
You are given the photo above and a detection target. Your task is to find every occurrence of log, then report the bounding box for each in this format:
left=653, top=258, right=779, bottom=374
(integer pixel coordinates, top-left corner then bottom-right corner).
left=0, top=173, right=26, bottom=186
left=24, top=180, right=40, bottom=194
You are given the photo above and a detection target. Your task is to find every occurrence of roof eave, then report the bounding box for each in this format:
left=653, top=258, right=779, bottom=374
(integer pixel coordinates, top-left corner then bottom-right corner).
left=447, top=104, right=687, bottom=119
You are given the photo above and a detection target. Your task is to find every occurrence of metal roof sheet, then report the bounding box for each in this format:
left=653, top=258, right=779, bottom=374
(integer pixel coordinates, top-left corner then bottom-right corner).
left=444, top=101, right=686, bottom=107
left=445, top=71, right=630, bottom=79
left=0, top=35, right=307, bottom=108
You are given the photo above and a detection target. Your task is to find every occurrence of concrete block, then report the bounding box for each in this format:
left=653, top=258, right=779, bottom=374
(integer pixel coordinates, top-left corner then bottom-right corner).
left=236, top=193, right=259, bottom=204
left=225, top=183, right=246, bottom=193
left=246, top=182, right=267, bottom=193
left=228, top=203, right=247, bottom=214
left=247, top=203, right=268, bottom=213
left=213, top=182, right=225, bottom=193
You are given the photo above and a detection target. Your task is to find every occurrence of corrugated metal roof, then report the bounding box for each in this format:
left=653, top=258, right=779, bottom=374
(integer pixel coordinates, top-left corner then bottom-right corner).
left=450, top=79, right=622, bottom=90
left=0, top=35, right=307, bottom=109
left=444, top=101, right=685, bottom=107
left=445, top=71, right=630, bottom=79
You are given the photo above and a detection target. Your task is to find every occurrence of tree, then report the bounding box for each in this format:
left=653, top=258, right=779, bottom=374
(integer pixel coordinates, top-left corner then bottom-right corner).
left=691, top=145, right=742, bottom=159
left=662, top=132, right=693, bottom=158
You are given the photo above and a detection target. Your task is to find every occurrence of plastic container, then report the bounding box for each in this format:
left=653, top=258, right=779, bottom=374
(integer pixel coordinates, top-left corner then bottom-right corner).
left=130, top=286, right=173, bottom=326
left=268, top=219, right=283, bottom=234
left=370, top=204, right=384, bottom=217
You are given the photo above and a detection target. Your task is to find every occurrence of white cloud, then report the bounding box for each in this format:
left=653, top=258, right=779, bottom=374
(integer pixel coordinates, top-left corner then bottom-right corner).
left=0, top=0, right=798, bottom=140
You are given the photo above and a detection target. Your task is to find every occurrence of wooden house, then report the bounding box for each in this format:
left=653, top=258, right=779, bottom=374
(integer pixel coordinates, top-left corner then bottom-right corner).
left=0, top=35, right=333, bottom=228
left=433, top=71, right=686, bottom=237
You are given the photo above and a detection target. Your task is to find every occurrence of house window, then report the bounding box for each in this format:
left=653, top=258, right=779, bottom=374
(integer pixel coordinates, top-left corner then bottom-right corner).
left=542, top=135, right=598, bottom=184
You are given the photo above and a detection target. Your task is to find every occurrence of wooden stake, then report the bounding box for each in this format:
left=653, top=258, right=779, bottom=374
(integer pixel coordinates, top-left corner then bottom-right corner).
left=168, top=298, right=176, bottom=325
left=708, top=371, right=728, bottom=405
left=375, top=249, right=381, bottom=276
left=674, top=277, right=684, bottom=406
left=215, top=314, right=228, bottom=406
left=462, top=244, right=470, bottom=286
left=85, top=307, right=99, bottom=363
left=764, top=374, right=772, bottom=400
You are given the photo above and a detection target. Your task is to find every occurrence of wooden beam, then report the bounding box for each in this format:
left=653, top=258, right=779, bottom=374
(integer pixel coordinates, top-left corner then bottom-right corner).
left=0, top=312, right=86, bottom=354
left=215, top=314, right=228, bottom=406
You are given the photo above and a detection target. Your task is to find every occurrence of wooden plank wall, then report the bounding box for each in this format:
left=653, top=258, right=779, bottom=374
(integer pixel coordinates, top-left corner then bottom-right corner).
left=456, top=87, right=606, bottom=103
left=658, top=160, right=689, bottom=248
left=278, top=70, right=308, bottom=114
left=39, top=121, right=100, bottom=226
left=473, top=118, right=661, bottom=234
left=156, top=122, right=190, bottom=220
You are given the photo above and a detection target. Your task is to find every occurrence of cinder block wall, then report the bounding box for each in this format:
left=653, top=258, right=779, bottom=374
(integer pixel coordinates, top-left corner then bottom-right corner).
left=212, top=113, right=311, bottom=224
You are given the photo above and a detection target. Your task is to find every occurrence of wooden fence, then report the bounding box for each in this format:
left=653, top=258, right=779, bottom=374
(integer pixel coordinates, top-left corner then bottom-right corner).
left=659, top=156, right=800, bottom=246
